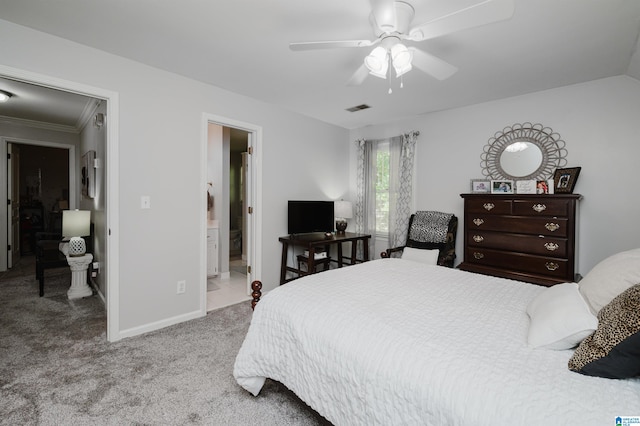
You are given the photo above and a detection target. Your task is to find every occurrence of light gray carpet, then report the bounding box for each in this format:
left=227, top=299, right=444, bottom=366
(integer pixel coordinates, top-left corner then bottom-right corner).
left=0, top=256, right=330, bottom=425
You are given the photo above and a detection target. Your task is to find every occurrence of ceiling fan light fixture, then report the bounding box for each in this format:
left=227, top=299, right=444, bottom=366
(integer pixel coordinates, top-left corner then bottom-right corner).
left=391, top=43, right=412, bottom=68
left=394, top=62, right=412, bottom=78
left=365, top=46, right=389, bottom=79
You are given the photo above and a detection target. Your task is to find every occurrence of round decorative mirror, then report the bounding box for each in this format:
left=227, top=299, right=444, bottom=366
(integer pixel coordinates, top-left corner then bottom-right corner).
left=480, top=123, right=568, bottom=180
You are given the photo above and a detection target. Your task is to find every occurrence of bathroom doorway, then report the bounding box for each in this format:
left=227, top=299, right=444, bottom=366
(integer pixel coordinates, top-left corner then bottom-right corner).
left=204, top=117, right=260, bottom=312
left=229, top=132, right=248, bottom=273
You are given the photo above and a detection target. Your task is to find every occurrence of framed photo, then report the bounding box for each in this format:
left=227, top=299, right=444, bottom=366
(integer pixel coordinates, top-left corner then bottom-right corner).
left=536, top=180, right=550, bottom=194
left=82, top=150, right=96, bottom=198
left=491, top=180, right=514, bottom=194
left=553, top=167, right=581, bottom=193
left=515, top=180, right=536, bottom=194
left=470, top=179, right=490, bottom=193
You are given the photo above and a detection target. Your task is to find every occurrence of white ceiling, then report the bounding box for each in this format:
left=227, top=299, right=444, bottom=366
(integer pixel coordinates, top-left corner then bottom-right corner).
left=1, top=0, right=639, bottom=130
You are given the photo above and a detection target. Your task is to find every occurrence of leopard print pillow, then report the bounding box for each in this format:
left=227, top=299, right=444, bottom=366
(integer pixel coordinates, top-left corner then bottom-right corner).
left=568, top=283, right=640, bottom=378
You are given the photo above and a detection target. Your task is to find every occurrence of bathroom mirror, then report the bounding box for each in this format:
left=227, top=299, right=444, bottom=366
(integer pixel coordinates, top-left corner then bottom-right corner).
left=480, top=123, right=568, bottom=181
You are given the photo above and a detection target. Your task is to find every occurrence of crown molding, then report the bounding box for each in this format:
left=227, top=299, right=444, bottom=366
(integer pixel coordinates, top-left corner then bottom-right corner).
left=0, top=114, right=80, bottom=134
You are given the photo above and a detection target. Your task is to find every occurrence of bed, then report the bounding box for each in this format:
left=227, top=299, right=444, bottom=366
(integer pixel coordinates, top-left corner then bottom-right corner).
left=234, top=256, right=640, bottom=425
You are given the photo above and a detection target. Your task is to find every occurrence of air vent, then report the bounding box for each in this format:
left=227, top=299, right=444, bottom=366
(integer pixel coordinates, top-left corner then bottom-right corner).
left=345, top=104, right=371, bottom=112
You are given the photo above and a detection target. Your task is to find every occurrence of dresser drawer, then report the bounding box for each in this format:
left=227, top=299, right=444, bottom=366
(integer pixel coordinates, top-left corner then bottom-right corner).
left=465, top=198, right=512, bottom=215
left=466, top=215, right=569, bottom=237
left=466, top=232, right=568, bottom=258
left=513, top=199, right=571, bottom=217
left=464, top=247, right=569, bottom=279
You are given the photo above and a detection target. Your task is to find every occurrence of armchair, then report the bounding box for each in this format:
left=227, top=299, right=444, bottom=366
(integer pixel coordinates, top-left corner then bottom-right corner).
left=381, top=211, right=458, bottom=267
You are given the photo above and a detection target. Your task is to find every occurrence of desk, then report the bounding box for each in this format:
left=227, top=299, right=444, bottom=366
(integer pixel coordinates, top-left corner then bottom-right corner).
left=279, top=232, right=371, bottom=284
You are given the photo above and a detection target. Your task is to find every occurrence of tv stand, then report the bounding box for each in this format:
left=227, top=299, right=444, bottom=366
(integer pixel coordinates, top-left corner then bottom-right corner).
left=279, top=232, right=371, bottom=284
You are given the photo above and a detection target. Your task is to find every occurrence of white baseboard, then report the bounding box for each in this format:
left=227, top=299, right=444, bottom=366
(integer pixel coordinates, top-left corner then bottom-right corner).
left=117, top=309, right=205, bottom=340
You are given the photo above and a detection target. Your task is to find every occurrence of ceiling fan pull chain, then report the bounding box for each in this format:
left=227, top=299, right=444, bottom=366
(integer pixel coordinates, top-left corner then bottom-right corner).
left=400, top=75, right=404, bottom=89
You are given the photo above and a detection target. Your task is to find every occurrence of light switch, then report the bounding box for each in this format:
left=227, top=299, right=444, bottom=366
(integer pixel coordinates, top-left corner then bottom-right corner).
left=141, top=195, right=151, bottom=209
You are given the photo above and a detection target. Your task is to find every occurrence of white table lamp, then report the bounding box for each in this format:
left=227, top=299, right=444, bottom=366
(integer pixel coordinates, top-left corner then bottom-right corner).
left=334, top=200, right=353, bottom=233
left=62, top=210, right=91, bottom=256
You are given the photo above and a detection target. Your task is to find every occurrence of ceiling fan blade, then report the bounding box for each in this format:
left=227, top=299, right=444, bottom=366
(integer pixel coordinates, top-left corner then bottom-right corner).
left=370, top=0, right=397, bottom=33
left=410, top=48, right=458, bottom=80
left=347, top=64, right=369, bottom=86
left=407, top=0, right=515, bottom=41
left=290, top=39, right=377, bottom=51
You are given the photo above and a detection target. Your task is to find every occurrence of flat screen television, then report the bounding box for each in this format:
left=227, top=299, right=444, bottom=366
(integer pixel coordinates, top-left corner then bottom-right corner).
left=287, top=200, right=334, bottom=235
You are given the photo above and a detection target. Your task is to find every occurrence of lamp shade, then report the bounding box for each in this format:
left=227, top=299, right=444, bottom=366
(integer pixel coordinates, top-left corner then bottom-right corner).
left=62, top=210, right=91, bottom=237
left=63, top=210, right=91, bottom=257
left=365, top=46, right=389, bottom=79
left=334, top=201, right=353, bottom=219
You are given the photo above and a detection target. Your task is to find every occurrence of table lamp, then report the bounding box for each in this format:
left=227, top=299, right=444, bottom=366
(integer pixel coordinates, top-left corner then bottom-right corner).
left=62, top=210, right=91, bottom=257
left=334, top=200, right=353, bottom=233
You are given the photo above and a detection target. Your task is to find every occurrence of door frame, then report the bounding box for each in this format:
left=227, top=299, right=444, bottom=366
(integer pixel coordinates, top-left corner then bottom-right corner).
left=0, top=64, right=120, bottom=342
left=4, top=139, right=77, bottom=266
left=200, top=113, right=262, bottom=314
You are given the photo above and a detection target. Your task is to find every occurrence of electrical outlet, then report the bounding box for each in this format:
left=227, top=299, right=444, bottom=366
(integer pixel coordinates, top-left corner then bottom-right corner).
left=176, top=280, right=186, bottom=294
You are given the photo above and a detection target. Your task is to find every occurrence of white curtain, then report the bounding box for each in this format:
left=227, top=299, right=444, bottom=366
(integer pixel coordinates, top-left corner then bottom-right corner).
left=390, top=131, right=418, bottom=248
left=354, top=138, right=378, bottom=257
left=355, top=131, right=419, bottom=257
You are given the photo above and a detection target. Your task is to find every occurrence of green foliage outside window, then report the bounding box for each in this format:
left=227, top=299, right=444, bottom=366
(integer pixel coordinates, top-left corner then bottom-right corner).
left=375, top=146, right=390, bottom=233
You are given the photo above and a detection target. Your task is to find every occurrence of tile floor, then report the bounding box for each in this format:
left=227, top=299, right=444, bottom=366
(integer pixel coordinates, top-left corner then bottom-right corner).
left=206, top=258, right=251, bottom=311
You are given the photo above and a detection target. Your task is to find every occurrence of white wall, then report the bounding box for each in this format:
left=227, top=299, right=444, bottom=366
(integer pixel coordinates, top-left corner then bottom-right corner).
left=350, top=75, right=640, bottom=276
left=0, top=19, right=349, bottom=338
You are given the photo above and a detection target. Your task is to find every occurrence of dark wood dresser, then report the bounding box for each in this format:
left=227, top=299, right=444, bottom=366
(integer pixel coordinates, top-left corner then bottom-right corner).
left=459, top=193, right=581, bottom=286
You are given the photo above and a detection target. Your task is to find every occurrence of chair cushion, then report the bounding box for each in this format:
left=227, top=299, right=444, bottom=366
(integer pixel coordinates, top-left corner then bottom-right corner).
left=401, top=247, right=439, bottom=265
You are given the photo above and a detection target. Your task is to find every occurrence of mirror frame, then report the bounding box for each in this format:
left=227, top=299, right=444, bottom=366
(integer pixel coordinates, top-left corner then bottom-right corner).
left=480, top=122, right=568, bottom=181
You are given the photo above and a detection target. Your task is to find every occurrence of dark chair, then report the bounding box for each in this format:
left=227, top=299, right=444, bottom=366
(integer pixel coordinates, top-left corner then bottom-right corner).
left=381, top=211, right=458, bottom=267
left=34, top=223, right=94, bottom=297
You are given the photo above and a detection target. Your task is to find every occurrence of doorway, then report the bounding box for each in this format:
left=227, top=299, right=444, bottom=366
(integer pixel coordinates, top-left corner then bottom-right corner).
left=0, top=66, right=119, bottom=341
left=7, top=143, right=70, bottom=265
left=202, top=114, right=262, bottom=312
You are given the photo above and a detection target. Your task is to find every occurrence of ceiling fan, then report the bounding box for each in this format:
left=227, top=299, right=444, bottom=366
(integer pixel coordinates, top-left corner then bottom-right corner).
left=290, top=0, right=515, bottom=88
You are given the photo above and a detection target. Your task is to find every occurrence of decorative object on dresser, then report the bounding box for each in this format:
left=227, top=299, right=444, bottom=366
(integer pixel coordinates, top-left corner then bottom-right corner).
left=490, top=180, right=514, bottom=194
left=470, top=179, right=490, bottom=193
left=459, top=193, right=581, bottom=286
left=480, top=123, right=567, bottom=181
left=553, top=166, right=581, bottom=193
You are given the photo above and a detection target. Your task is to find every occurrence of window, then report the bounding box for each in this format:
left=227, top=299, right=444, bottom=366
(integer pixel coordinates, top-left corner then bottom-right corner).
left=375, top=142, right=390, bottom=234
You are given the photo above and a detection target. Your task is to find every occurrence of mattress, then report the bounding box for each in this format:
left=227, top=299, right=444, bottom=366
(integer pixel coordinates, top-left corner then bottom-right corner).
left=234, top=258, right=640, bottom=425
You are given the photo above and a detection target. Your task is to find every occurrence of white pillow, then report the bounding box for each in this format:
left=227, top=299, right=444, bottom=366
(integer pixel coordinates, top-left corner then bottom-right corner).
left=578, top=248, right=640, bottom=314
left=526, top=282, right=598, bottom=350
left=400, top=247, right=439, bottom=265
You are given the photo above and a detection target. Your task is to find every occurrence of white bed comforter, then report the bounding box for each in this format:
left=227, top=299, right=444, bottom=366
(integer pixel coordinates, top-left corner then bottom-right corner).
left=234, top=259, right=640, bottom=425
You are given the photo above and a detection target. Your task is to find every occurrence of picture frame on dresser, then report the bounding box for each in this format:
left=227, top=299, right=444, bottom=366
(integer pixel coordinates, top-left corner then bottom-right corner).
left=470, top=179, right=490, bottom=193
left=553, top=167, right=581, bottom=193
left=490, top=180, right=514, bottom=194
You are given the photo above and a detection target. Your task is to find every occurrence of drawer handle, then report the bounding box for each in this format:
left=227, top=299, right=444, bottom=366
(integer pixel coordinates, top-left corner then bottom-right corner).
left=473, top=235, right=484, bottom=243
left=473, top=252, right=484, bottom=259
left=545, top=222, right=560, bottom=232
left=545, top=262, right=559, bottom=271
left=544, top=242, right=559, bottom=251
left=473, top=218, right=484, bottom=226
left=483, top=203, right=495, bottom=211
left=532, top=203, right=547, bottom=213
